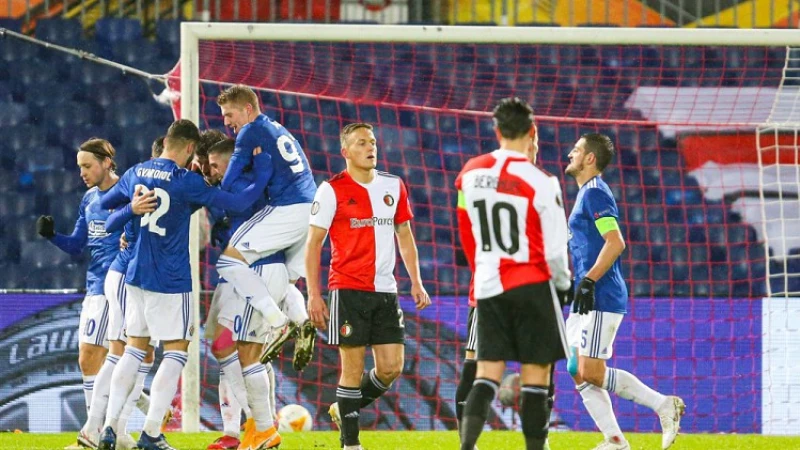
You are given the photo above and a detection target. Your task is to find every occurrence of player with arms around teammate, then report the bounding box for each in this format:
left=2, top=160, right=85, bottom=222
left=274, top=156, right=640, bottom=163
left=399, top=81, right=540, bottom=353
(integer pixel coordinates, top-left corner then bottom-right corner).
left=36, top=138, right=123, bottom=450
left=565, top=133, right=685, bottom=450
left=456, top=98, right=571, bottom=450
left=215, top=85, right=317, bottom=362
left=96, top=120, right=271, bottom=450
left=306, top=123, right=431, bottom=450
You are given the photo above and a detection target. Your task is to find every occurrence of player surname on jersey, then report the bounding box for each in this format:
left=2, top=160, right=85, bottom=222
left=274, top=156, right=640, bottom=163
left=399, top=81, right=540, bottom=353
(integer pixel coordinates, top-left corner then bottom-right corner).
left=136, top=167, right=173, bottom=181
left=472, top=173, right=522, bottom=192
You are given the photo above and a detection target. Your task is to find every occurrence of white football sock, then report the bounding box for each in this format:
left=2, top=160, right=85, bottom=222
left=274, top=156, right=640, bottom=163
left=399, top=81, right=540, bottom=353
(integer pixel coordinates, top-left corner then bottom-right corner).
left=104, top=347, right=146, bottom=432
left=86, top=354, right=120, bottom=433
left=578, top=382, right=625, bottom=441
left=243, top=363, right=273, bottom=431
left=143, top=351, right=187, bottom=437
left=603, top=368, right=666, bottom=412
left=217, top=256, right=287, bottom=327
left=283, top=284, right=309, bottom=323
left=219, top=352, right=252, bottom=418
left=119, top=362, right=152, bottom=433
left=82, top=375, right=96, bottom=414
left=265, top=362, right=277, bottom=422
left=219, top=377, right=242, bottom=437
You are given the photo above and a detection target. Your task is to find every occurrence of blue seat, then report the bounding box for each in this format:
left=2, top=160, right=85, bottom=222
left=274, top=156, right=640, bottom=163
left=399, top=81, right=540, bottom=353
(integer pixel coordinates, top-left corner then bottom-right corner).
left=45, top=101, right=97, bottom=129
left=156, top=19, right=180, bottom=49
left=0, top=102, right=29, bottom=126
left=57, top=125, right=108, bottom=150
left=0, top=18, right=22, bottom=32
left=95, top=18, right=143, bottom=44
left=7, top=125, right=45, bottom=154
left=21, top=241, right=71, bottom=269
left=10, top=61, right=55, bottom=97
left=19, top=148, right=66, bottom=173
left=111, top=41, right=160, bottom=69
left=105, top=102, right=151, bottom=128
left=36, top=19, right=83, bottom=45
left=34, top=169, right=82, bottom=194
left=670, top=246, right=688, bottom=264
left=0, top=37, right=37, bottom=64
left=0, top=265, right=25, bottom=289
left=0, top=194, right=36, bottom=218
left=77, top=63, right=122, bottom=86
left=3, top=216, right=38, bottom=243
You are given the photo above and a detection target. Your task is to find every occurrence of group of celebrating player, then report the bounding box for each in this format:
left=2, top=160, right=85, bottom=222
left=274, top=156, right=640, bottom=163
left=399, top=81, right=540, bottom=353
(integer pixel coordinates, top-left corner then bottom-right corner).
left=37, top=87, right=683, bottom=450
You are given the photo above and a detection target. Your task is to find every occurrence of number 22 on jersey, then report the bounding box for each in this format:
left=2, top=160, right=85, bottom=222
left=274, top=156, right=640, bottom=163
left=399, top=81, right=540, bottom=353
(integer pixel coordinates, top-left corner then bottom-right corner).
left=136, top=184, right=170, bottom=236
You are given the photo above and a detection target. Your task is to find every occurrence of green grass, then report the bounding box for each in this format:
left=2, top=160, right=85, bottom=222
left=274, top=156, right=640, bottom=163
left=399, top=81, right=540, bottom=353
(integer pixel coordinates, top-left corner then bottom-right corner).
left=2, top=431, right=799, bottom=450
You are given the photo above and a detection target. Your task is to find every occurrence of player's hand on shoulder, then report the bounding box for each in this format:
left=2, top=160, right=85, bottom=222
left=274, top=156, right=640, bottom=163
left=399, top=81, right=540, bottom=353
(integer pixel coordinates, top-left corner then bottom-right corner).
left=131, top=186, right=157, bottom=215
left=575, top=277, right=596, bottom=315
left=307, top=293, right=329, bottom=330
left=119, top=234, right=128, bottom=250
left=36, top=215, right=55, bottom=238
left=411, top=283, right=431, bottom=310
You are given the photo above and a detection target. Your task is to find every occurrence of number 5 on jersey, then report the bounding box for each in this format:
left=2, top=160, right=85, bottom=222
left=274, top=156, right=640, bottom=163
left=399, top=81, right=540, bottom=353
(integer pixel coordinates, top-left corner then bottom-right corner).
left=137, top=184, right=170, bottom=236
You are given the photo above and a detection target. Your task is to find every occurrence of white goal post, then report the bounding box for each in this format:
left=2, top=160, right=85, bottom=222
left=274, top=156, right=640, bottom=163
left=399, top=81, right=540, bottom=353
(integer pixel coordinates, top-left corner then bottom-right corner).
left=178, top=23, right=800, bottom=433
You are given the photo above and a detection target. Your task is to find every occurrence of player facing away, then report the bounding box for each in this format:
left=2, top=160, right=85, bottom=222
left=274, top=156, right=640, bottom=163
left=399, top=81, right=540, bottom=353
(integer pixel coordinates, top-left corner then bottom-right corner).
left=214, top=85, right=317, bottom=363
left=456, top=98, right=571, bottom=450
left=564, top=133, right=685, bottom=450
left=78, top=137, right=164, bottom=450
left=35, top=138, right=122, bottom=450
left=205, top=138, right=310, bottom=450
left=306, top=123, right=431, bottom=450
left=96, top=120, right=271, bottom=450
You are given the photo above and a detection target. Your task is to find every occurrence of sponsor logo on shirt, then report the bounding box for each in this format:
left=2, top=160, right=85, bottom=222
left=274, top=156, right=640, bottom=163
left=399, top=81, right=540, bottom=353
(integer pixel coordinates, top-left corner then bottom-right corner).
left=87, top=220, right=109, bottom=238
left=350, top=217, right=394, bottom=229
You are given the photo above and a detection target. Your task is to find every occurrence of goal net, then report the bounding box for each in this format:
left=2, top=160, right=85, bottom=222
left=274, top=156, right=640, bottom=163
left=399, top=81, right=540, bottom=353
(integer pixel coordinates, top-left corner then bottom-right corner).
left=175, top=25, right=800, bottom=435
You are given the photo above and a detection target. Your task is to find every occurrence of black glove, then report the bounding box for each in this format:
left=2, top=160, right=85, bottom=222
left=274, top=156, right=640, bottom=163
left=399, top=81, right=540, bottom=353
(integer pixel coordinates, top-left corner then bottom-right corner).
left=557, top=279, right=574, bottom=308
left=36, top=215, right=55, bottom=239
left=575, top=277, right=596, bottom=315
left=210, top=217, right=231, bottom=248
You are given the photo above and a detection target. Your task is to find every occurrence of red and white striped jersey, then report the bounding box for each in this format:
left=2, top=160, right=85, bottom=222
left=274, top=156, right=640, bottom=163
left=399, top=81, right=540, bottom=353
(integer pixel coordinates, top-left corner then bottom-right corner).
left=456, top=149, right=570, bottom=300
left=309, top=170, right=413, bottom=293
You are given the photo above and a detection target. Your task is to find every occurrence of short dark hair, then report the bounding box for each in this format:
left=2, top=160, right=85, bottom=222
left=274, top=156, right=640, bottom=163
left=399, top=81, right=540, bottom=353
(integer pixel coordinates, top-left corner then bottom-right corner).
left=195, top=129, right=227, bottom=159
left=340, top=123, right=374, bottom=147
left=165, top=119, right=201, bottom=149
left=581, top=133, right=615, bottom=172
left=492, top=97, right=534, bottom=140
left=208, top=138, right=235, bottom=157
left=151, top=136, right=165, bottom=158
left=79, top=138, right=116, bottom=171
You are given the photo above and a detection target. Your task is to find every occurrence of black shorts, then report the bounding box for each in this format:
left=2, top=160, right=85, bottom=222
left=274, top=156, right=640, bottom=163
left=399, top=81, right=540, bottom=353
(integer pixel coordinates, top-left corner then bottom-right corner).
left=327, top=289, right=405, bottom=347
left=476, top=282, right=567, bottom=365
left=465, top=306, right=478, bottom=353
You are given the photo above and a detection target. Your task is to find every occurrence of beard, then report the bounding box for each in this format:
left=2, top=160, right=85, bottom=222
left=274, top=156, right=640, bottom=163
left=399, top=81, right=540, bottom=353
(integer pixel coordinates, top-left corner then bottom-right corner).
left=565, top=161, right=582, bottom=177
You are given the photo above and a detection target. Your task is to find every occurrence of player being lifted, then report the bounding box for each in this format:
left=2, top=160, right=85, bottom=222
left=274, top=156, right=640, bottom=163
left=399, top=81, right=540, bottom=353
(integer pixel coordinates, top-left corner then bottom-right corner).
left=456, top=98, right=571, bottom=450
left=214, top=85, right=317, bottom=364
left=97, top=120, right=270, bottom=450
left=306, top=123, right=431, bottom=450
left=205, top=138, right=310, bottom=450
left=564, top=133, right=685, bottom=450
left=35, top=138, right=123, bottom=450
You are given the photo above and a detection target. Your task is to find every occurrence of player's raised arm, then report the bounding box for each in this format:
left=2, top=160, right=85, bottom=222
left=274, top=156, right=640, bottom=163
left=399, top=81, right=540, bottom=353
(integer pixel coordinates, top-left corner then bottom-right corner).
left=582, top=188, right=626, bottom=282
left=217, top=85, right=268, bottom=191
left=99, top=167, right=134, bottom=210
left=534, top=175, right=571, bottom=292
left=190, top=146, right=273, bottom=213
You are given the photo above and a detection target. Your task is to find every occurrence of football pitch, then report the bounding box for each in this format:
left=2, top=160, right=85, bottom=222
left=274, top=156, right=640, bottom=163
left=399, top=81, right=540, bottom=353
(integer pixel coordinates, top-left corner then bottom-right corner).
left=2, top=431, right=799, bottom=450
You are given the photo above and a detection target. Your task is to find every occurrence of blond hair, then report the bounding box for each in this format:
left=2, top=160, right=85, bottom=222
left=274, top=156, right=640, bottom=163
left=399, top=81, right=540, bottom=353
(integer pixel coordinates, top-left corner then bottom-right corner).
left=79, top=138, right=117, bottom=171
left=216, top=84, right=260, bottom=110
left=340, top=123, right=374, bottom=147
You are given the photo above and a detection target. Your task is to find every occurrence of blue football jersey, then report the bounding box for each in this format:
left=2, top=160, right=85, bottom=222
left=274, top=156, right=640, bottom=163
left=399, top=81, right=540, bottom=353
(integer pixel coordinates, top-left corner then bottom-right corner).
left=568, top=176, right=628, bottom=313
left=108, top=218, right=138, bottom=274
left=50, top=187, right=123, bottom=295
left=222, top=113, right=316, bottom=206
left=101, top=157, right=269, bottom=294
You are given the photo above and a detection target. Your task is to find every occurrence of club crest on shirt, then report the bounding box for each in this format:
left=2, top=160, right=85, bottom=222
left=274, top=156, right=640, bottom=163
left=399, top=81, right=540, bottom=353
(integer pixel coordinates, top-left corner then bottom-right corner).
left=311, top=201, right=320, bottom=215
left=87, top=220, right=109, bottom=238
left=383, top=194, right=394, bottom=206
left=340, top=322, right=353, bottom=337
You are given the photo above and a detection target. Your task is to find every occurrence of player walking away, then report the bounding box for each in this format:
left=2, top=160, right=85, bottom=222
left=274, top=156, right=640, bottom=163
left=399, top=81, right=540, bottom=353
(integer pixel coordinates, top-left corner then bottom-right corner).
left=78, top=137, right=163, bottom=450
left=564, top=133, right=685, bottom=450
left=35, top=138, right=123, bottom=450
left=96, top=120, right=271, bottom=450
left=456, top=98, right=571, bottom=450
left=205, top=138, right=310, bottom=450
left=214, top=85, right=317, bottom=364
left=305, top=123, right=431, bottom=450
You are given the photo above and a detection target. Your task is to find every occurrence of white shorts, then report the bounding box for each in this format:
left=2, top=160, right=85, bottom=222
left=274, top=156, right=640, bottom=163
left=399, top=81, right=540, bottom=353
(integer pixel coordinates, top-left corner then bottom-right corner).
left=125, top=284, right=194, bottom=341
left=217, top=264, right=289, bottom=343
left=566, top=311, right=624, bottom=360
left=79, top=294, right=109, bottom=347
left=104, top=270, right=128, bottom=342
left=229, top=203, right=311, bottom=280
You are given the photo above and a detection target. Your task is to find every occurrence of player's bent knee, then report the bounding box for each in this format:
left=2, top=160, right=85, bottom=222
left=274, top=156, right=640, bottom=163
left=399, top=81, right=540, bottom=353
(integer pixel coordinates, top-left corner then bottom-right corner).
left=78, top=344, right=107, bottom=373
left=376, top=367, right=401, bottom=384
